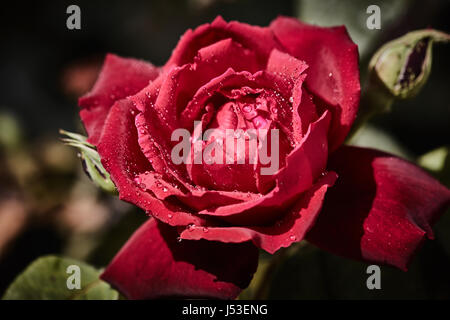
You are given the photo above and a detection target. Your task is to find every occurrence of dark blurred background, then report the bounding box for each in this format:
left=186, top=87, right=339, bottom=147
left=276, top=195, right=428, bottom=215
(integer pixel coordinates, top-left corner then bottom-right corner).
left=0, top=0, right=449, bottom=299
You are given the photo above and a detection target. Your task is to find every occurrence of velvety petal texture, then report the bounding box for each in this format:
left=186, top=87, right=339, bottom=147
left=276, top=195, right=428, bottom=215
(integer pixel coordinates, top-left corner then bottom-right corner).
left=97, top=99, right=206, bottom=227
left=181, top=171, right=337, bottom=254
left=270, top=17, right=360, bottom=151
left=307, top=146, right=450, bottom=270
left=165, top=16, right=281, bottom=69
left=193, top=111, right=331, bottom=227
left=79, top=54, right=160, bottom=145
left=101, top=218, right=259, bottom=299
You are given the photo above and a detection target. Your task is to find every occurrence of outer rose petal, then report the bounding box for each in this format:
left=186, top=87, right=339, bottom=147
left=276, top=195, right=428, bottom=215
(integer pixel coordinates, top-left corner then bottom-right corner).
left=97, top=99, right=206, bottom=227
left=181, top=171, right=337, bottom=254
left=270, top=17, right=360, bottom=151
left=79, top=54, right=160, bottom=145
left=165, top=16, right=281, bottom=69
left=149, top=38, right=261, bottom=132
left=306, top=146, right=450, bottom=270
left=101, top=218, right=259, bottom=299
left=135, top=169, right=262, bottom=211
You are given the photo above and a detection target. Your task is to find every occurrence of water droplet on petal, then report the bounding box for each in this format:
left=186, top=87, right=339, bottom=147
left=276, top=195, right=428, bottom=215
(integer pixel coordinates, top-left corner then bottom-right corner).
left=243, top=105, right=252, bottom=113
left=138, top=183, right=146, bottom=190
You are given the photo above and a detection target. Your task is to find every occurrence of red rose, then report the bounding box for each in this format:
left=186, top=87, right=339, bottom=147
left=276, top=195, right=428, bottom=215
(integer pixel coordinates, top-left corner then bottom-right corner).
left=78, top=16, right=450, bottom=299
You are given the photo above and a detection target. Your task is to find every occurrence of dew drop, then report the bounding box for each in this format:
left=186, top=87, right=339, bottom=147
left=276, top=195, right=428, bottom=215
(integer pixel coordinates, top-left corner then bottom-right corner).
left=138, top=183, right=146, bottom=190
left=243, top=105, right=252, bottom=113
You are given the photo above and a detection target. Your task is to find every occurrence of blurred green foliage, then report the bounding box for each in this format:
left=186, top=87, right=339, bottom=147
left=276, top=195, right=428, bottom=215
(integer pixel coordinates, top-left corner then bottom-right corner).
left=2, top=255, right=118, bottom=300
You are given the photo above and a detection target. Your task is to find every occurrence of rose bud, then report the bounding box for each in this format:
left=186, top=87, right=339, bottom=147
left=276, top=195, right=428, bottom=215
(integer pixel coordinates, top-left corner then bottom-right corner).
left=369, top=29, right=450, bottom=99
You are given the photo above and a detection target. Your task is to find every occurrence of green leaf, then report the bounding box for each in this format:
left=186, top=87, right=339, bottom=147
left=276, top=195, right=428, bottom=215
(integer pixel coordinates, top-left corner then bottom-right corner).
left=60, top=129, right=117, bottom=194
left=2, top=255, right=119, bottom=300
left=0, top=111, right=23, bottom=150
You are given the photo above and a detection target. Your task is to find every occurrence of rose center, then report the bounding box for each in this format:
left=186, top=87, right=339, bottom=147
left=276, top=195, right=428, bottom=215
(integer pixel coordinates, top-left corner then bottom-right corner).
left=188, top=91, right=291, bottom=193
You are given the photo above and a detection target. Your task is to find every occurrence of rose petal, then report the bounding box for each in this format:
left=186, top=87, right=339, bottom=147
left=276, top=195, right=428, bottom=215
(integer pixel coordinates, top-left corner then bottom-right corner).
left=180, top=38, right=260, bottom=127
left=132, top=77, right=263, bottom=197
left=129, top=74, right=201, bottom=189
left=266, top=49, right=314, bottom=144
left=101, top=218, right=259, bottom=299
left=180, top=171, right=337, bottom=254
left=136, top=107, right=264, bottom=210
left=165, top=16, right=280, bottom=69
left=79, top=54, right=159, bottom=145
left=182, top=69, right=265, bottom=192
left=306, top=146, right=450, bottom=270
left=195, top=110, right=331, bottom=226
left=270, top=17, right=360, bottom=151
left=266, top=49, right=308, bottom=88
left=153, top=38, right=263, bottom=131
left=135, top=170, right=262, bottom=211
left=97, top=98, right=205, bottom=227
